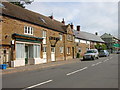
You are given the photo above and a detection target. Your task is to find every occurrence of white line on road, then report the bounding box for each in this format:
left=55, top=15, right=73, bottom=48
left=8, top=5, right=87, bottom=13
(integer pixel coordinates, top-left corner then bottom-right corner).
left=66, top=67, right=88, bottom=76
left=96, top=62, right=102, bottom=65
left=110, top=57, right=112, bottom=59
left=23, top=80, right=53, bottom=90
left=103, top=59, right=109, bottom=62
left=91, top=64, right=96, bottom=66
left=91, top=62, right=102, bottom=67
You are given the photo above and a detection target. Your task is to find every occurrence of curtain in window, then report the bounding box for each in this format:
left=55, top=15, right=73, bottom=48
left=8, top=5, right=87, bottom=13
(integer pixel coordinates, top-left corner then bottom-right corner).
left=29, top=45, right=33, bottom=58
left=33, top=45, right=40, bottom=58
left=16, top=43, right=25, bottom=59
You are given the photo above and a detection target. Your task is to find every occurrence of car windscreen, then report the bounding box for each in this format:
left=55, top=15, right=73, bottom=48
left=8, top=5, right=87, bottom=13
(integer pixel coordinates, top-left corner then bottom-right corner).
left=86, top=50, right=94, bottom=53
left=100, top=51, right=104, bottom=53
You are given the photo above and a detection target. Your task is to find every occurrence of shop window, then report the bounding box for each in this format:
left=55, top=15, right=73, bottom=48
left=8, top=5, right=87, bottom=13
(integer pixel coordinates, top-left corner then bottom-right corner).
left=24, top=26, right=33, bottom=35
left=33, top=45, right=40, bottom=58
left=16, top=43, right=25, bottom=59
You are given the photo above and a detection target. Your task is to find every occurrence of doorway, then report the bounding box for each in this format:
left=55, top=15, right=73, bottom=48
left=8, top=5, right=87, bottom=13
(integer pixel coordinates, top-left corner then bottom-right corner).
left=43, top=46, right=47, bottom=63
left=51, top=47, right=55, bottom=61
left=25, top=45, right=29, bottom=64
left=72, top=47, right=74, bottom=59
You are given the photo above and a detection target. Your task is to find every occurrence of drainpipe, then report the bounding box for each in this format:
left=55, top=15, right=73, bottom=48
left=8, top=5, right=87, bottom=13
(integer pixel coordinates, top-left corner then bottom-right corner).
left=63, top=34, right=66, bottom=61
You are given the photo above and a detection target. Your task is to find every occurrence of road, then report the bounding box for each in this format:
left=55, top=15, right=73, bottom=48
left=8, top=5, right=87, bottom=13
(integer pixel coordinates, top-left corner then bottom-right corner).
left=2, top=54, right=118, bottom=89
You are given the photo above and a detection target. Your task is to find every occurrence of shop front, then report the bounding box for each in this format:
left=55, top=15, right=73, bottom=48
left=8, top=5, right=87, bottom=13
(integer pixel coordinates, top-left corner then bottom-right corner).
left=11, top=33, right=43, bottom=67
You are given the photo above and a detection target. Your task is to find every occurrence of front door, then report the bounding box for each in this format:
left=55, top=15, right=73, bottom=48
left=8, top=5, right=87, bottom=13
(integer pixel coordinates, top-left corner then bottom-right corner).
left=25, top=46, right=28, bottom=64
left=43, top=46, right=47, bottom=63
left=72, top=47, right=74, bottom=59
left=51, top=47, right=55, bottom=61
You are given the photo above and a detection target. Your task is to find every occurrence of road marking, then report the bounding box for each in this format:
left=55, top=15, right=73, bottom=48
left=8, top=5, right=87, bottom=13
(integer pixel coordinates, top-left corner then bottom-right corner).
left=91, top=64, right=96, bottom=66
left=23, top=80, right=53, bottom=90
left=91, top=62, right=102, bottom=67
left=66, top=67, right=88, bottom=76
left=96, top=62, right=102, bottom=65
left=103, top=59, right=109, bottom=62
left=110, top=57, right=112, bottom=59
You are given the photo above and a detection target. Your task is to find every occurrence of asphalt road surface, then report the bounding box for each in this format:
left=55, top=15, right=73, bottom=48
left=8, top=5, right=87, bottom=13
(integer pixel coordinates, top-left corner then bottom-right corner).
left=3, top=54, right=118, bottom=89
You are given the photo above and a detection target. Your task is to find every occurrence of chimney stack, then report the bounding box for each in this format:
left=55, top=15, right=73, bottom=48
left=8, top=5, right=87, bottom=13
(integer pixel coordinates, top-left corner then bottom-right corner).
left=70, top=23, right=74, bottom=29
left=62, top=18, right=65, bottom=24
left=77, top=25, right=80, bottom=31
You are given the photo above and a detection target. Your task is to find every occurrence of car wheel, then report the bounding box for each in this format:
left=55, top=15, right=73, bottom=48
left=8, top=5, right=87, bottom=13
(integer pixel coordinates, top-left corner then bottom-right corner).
left=97, top=56, right=99, bottom=59
left=83, top=57, right=85, bottom=61
left=92, top=56, right=95, bottom=60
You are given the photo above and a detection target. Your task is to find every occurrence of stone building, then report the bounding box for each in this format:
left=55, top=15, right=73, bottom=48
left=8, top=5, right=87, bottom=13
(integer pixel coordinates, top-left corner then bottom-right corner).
left=0, top=2, right=75, bottom=67
left=74, top=26, right=104, bottom=57
left=101, top=33, right=120, bottom=53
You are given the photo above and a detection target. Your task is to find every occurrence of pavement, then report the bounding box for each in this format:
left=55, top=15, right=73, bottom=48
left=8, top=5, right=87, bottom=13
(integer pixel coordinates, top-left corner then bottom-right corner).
left=2, top=58, right=81, bottom=75
left=2, top=54, right=118, bottom=88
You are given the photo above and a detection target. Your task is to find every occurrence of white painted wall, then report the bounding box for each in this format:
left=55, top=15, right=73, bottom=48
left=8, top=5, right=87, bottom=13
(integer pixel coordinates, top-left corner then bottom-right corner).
left=11, top=59, right=25, bottom=67
left=80, top=40, right=86, bottom=43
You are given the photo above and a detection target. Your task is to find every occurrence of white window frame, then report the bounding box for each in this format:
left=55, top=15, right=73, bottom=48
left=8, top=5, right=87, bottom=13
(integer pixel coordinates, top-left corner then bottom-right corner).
left=59, top=34, right=63, bottom=41
left=43, top=46, right=47, bottom=52
left=24, top=26, right=33, bottom=35
left=67, top=47, right=70, bottom=54
left=67, top=34, right=73, bottom=41
left=42, top=30, right=47, bottom=44
left=60, top=47, right=63, bottom=53
left=42, top=30, right=46, bottom=37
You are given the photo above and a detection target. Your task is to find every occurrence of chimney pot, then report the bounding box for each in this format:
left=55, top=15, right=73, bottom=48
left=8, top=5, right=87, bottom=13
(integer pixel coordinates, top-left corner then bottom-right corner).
left=49, top=15, right=53, bottom=19
left=95, top=32, right=98, bottom=35
left=70, top=23, right=74, bottom=29
left=77, top=25, right=80, bottom=31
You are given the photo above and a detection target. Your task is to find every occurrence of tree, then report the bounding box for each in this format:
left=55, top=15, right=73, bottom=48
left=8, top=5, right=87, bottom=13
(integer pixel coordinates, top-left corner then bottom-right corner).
left=10, top=0, right=34, bottom=8
left=95, top=43, right=107, bottom=52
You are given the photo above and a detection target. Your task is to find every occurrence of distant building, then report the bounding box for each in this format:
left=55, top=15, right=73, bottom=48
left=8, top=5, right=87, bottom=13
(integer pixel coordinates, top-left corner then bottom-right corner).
left=74, top=26, right=104, bottom=56
left=101, top=33, right=120, bottom=53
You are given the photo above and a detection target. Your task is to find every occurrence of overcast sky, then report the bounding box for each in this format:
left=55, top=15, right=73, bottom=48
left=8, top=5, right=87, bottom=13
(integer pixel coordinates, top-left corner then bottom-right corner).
left=25, top=0, right=118, bottom=37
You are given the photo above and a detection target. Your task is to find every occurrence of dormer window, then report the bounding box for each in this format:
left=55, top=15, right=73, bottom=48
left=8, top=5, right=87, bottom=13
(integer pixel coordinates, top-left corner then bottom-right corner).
left=24, top=26, right=33, bottom=35
left=39, top=17, right=47, bottom=24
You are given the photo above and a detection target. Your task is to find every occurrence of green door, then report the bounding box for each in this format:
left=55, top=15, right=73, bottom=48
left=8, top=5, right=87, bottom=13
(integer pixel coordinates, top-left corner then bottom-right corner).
left=25, top=46, right=28, bottom=64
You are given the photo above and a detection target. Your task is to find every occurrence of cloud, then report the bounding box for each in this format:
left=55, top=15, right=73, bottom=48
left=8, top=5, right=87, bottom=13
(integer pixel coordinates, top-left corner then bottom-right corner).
left=25, top=2, right=118, bottom=37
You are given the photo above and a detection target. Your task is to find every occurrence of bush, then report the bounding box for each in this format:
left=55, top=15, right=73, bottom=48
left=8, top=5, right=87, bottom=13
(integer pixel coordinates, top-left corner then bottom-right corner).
left=76, top=53, right=80, bottom=58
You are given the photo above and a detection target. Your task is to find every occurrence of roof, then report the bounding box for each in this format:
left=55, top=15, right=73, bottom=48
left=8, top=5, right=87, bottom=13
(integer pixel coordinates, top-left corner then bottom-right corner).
left=100, top=33, right=113, bottom=39
left=1, top=2, right=66, bottom=33
left=74, top=30, right=104, bottom=43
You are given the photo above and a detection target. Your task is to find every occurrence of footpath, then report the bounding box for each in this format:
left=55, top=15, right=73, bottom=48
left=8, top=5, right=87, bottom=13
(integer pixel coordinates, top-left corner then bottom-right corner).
left=2, top=58, right=81, bottom=75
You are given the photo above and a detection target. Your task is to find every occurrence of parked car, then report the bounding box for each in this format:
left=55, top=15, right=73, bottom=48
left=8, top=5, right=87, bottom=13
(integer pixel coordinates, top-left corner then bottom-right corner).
left=83, top=49, right=99, bottom=60
left=99, top=50, right=110, bottom=57
left=116, top=51, right=120, bottom=54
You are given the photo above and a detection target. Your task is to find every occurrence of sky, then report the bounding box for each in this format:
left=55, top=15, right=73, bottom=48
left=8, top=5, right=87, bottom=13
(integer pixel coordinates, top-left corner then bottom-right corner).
left=25, top=0, right=118, bottom=37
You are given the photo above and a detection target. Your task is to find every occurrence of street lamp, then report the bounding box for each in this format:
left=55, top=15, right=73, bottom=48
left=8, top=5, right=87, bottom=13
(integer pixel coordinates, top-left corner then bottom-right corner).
left=49, top=36, right=60, bottom=47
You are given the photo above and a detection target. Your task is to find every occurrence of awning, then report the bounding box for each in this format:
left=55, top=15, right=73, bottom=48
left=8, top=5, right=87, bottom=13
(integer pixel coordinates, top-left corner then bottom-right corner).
left=12, top=33, right=43, bottom=43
